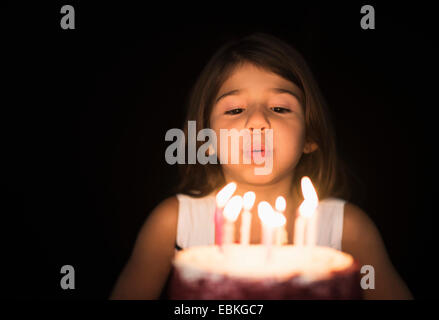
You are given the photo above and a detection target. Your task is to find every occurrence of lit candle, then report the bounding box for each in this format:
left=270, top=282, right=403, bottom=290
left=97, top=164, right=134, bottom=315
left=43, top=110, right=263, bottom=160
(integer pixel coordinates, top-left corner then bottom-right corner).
left=214, top=182, right=237, bottom=247
left=240, top=191, right=256, bottom=245
left=293, top=202, right=307, bottom=246
left=294, top=177, right=319, bottom=246
left=274, top=196, right=287, bottom=245
left=223, top=195, right=243, bottom=245
left=258, top=201, right=286, bottom=260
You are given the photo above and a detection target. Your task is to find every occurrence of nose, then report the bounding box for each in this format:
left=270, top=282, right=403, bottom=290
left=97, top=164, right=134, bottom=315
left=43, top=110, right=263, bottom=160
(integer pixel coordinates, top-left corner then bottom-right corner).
left=245, top=107, right=270, bottom=132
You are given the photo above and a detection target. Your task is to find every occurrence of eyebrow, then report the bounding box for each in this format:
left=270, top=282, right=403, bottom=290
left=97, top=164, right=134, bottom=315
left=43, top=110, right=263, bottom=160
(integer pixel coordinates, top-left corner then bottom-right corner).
left=215, top=87, right=302, bottom=103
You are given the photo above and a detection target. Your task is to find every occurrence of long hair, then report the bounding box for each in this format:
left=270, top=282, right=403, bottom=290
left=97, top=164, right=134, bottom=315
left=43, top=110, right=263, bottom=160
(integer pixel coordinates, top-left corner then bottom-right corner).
left=175, top=32, right=350, bottom=201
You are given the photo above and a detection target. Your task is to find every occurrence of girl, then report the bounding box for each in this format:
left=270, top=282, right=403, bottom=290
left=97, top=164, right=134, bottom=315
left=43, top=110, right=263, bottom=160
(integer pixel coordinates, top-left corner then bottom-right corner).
left=110, top=33, right=413, bottom=300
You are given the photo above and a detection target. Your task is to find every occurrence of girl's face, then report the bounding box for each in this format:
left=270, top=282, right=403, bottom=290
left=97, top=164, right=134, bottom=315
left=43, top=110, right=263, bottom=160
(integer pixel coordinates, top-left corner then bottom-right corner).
left=210, top=62, right=314, bottom=186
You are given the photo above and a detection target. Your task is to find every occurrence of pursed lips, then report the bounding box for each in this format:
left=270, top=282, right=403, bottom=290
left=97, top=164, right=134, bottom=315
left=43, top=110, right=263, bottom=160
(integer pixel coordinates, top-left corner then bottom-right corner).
left=242, top=145, right=273, bottom=159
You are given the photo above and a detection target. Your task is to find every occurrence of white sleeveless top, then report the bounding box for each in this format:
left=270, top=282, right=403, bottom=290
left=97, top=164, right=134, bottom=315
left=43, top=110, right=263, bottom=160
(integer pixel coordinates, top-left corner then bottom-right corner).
left=175, top=193, right=346, bottom=252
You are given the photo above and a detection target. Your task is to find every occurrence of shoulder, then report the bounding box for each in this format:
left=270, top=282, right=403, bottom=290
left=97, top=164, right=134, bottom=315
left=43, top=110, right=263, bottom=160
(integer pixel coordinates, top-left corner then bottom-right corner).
left=342, top=202, right=382, bottom=254
left=127, top=196, right=179, bottom=263
left=134, top=196, right=179, bottom=250
left=144, top=196, right=179, bottom=233
left=341, top=203, right=414, bottom=299
left=109, top=196, right=179, bottom=299
left=151, top=196, right=179, bottom=220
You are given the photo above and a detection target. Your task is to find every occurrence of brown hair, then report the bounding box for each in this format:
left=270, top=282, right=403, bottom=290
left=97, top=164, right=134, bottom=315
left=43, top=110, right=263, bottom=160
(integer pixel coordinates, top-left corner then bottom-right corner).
left=175, top=32, right=349, bottom=201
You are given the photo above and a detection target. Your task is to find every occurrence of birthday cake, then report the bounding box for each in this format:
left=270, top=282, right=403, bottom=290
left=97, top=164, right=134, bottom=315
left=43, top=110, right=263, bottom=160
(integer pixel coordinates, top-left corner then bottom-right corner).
left=168, top=244, right=362, bottom=300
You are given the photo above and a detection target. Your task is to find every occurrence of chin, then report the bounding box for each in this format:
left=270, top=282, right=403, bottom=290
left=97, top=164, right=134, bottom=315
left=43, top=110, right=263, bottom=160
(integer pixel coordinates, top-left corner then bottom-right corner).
left=233, top=166, right=280, bottom=186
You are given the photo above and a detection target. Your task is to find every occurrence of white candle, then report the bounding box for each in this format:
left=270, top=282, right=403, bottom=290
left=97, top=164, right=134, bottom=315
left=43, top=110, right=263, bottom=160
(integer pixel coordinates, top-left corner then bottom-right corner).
left=258, top=202, right=273, bottom=260
left=274, top=196, right=287, bottom=245
left=264, top=225, right=275, bottom=261
left=294, top=203, right=307, bottom=246
left=306, top=206, right=319, bottom=246
left=214, top=182, right=237, bottom=246
left=258, top=201, right=286, bottom=261
left=240, top=191, right=256, bottom=245
left=294, top=177, right=319, bottom=246
left=223, top=195, right=243, bottom=245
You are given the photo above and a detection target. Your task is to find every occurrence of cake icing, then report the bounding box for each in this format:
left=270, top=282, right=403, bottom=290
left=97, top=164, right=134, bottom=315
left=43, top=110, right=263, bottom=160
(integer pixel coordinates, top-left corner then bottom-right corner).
left=173, top=245, right=354, bottom=282
left=169, top=244, right=361, bottom=299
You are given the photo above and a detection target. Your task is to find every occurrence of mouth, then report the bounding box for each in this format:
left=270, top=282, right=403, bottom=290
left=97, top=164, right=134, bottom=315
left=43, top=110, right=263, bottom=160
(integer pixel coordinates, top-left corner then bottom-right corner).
left=242, top=140, right=272, bottom=160
left=242, top=146, right=272, bottom=160
left=251, top=149, right=265, bottom=157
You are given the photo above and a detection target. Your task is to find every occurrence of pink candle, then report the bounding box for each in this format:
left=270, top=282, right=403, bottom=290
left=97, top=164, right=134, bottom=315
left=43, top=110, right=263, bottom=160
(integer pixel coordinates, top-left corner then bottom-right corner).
left=214, top=182, right=237, bottom=246
left=214, top=207, right=224, bottom=246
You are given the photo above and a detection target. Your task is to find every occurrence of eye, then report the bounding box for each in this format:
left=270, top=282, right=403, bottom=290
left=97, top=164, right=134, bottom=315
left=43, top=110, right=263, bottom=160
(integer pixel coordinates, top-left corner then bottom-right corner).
left=271, top=106, right=292, bottom=114
left=225, top=108, right=245, bottom=115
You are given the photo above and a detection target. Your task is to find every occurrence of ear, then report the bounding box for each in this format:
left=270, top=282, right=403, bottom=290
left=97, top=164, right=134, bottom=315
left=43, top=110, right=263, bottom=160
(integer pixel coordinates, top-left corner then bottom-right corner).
left=303, top=141, right=318, bottom=154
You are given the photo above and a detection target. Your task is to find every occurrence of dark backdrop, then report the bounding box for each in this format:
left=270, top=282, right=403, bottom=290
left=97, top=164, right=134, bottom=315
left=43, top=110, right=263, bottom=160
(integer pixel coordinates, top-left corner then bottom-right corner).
left=3, top=2, right=436, bottom=299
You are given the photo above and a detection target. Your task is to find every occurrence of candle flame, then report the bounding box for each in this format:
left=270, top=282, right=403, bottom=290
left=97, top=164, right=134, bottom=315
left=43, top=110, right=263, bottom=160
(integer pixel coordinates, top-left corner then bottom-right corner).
left=223, top=195, right=243, bottom=222
left=243, top=191, right=256, bottom=211
left=301, top=176, right=319, bottom=203
left=298, top=200, right=317, bottom=218
left=216, top=182, right=237, bottom=208
left=275, top=196, right=286, bottom=212
left=276, top=211, right=287, bottom=226
left=299, top=176, right=319, bottom=218
left=258, top=201, right=286, bottom=228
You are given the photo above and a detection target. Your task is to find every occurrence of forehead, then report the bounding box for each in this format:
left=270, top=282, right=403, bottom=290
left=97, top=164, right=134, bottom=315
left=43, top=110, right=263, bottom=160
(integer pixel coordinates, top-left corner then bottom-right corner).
left=215, top=63, right=304, bottom=103
left=217, top=63, right=302, bottom=96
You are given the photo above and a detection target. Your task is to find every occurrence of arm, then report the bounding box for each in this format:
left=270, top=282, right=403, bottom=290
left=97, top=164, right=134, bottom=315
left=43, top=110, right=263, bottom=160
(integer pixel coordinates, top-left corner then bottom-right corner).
left=109, top=196, right=179, bottom=300
left=342, top=203, right=413, bottom=300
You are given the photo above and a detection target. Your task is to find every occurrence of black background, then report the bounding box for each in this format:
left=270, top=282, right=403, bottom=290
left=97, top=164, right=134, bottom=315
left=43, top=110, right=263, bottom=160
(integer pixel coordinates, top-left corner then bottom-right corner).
left=3, top=2, right=437, bottom=299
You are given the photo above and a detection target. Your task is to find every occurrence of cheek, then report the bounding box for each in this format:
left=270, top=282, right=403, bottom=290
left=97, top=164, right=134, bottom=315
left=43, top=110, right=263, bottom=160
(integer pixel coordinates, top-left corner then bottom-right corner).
left=273, top=121, right=306, bottom=160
